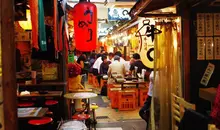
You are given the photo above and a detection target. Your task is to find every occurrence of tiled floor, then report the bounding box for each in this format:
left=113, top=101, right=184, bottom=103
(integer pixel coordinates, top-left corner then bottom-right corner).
left=86, top=82, right=146, bottom=130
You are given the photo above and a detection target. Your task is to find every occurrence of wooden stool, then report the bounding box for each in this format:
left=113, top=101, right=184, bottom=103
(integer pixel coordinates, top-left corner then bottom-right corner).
left=92, top=75, right=99, bottom=88
left=45, top=100, right=59, bottom=123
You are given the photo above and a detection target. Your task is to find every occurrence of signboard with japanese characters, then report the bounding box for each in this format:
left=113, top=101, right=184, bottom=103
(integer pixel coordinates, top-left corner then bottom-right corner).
left=206, top=37, right=214, bottom=60
left=214, top=37, right=220, bottom=60
left=197, top=37, right=205, bottom=60
left=214, top=13, right=220, bottom=36
left=205, top=13, right=213, bottom=36
left=200, top=63, right=215, bottom=86
left=197, top=13, right=205, bottom=36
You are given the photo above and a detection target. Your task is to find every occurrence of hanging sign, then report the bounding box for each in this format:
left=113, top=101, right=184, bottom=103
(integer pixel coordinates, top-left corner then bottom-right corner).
left=197, top=37, right=205, bottom=60
left=200, top=63, right=215, bottom=86
left=214, top=37, right=220, bottom=60
left=73, top=1, right=97, bottom=52
left=197, top=13, right=205, bottom=36
left=214, top=13, right=220, bottom=36
left=206, top=37, right=214, bottom=60
left=205, top=13, right=213, bottom=36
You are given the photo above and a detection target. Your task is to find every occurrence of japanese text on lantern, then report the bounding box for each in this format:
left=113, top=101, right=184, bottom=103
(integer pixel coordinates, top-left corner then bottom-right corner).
left=214, top=37, right=220, bottom=60
left=205, top=13, right=213, bottom=36
left=206, top=37, right=214, bottom=60
left=197, top=13, right=205, bottom=36
left=197, top=37, right=205, bottom=60
left=214, top=13, right=220, bottom=36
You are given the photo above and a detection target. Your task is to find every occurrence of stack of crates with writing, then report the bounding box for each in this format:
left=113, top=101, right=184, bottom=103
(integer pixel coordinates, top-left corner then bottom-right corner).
left=124, top=87, right=138, bottom=108
left=118, top=90, right=136, bottom=111
left=139, top=87, right=149, bottom=107
left=110, top=88, right=121, bottom=108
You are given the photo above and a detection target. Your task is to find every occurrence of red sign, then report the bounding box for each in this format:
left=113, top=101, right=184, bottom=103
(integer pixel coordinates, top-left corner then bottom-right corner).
left=73, top=1, right=97, bottom=52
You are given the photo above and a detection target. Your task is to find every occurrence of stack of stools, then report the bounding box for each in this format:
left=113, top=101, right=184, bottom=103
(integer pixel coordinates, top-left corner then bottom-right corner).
left=110, top=88, right=121, bottom=109
left=118, top=90, right=136, bottom=111
left=28, top=117, right=53, bottom=130
left=45, top=99, right=59, bottom=127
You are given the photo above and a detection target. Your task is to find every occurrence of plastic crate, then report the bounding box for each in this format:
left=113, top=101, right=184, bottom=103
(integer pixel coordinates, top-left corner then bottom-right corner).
left=107, top=84, right=120, bottom=99
left=88, top=73, right=93, bottom=85
left=118, top=90, right=136, bottom=111
left=124, top=88, right=138, bottom=107
left=139, top=88, right=149, bottom=107
left=110, top=88, right=121, bottom=109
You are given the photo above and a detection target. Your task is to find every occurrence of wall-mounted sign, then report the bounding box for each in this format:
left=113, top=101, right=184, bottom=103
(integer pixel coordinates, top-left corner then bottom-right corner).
left=205, top=13, right=213, bottom=36
left=197, top=37, right=205, bottom=60
left=214, top=13, right=220, bottom=36
left=214, top=37, right=220, bottom=60
left=197, top=13, right=205, bottom=36
left=206, top=37, right=214, bottom=60
left=200, top=63, right=215, bottom=86
left=108, top=8, right=131, bottom=21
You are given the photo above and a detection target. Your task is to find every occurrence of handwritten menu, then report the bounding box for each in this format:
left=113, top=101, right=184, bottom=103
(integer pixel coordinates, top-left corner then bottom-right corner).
left=197, top=13, right=220, bottom=60
left=200, top=63, right=215, bottom=86
left=42, top=61, right=58, bottom=80
left=197, top=37, right=205, bottom=60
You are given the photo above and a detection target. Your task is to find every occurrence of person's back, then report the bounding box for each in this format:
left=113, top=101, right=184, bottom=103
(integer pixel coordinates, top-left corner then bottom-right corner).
left=109, top=61, right=125, bottom=77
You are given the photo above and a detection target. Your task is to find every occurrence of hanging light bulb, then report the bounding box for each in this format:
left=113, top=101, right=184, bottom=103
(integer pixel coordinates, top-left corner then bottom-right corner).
left=18, top=9, right=32, bottom=30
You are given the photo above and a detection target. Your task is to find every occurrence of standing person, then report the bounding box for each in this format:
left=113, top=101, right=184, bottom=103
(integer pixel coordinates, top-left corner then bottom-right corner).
left=77, top=54, right=87, bottom=86
left=89, top=52, right=96, bottom=73
left=107, top=56, right=126, bottom=84
left=139, top=70, right=154, bottom=130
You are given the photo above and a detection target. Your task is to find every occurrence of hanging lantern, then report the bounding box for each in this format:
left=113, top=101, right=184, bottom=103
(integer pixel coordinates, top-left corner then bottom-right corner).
left=72, top=0, right=97, bottom=52
left=19, top=10, right=32, bottom=30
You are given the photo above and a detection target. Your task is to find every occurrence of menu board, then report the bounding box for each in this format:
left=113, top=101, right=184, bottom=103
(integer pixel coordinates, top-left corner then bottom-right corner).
left=197, top=13, right=220, bottom=60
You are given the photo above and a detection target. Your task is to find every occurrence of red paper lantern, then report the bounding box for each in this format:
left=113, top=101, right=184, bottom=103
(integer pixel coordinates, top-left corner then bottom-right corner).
left=73, top=1, right=97, bottom=52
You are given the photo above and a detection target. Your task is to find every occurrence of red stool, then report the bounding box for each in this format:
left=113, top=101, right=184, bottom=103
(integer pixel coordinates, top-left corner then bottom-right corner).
left=45, top=100, right=58, bottom=106
left=18, top=102, right=34, bottom=107
left=72, top=114, right=90, bottom=121
left=28, top=117, right=53, bottom=130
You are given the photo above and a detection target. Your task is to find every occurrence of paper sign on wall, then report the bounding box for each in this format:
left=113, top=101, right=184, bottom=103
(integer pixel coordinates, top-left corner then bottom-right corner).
left=205, top=13, right=213, bottom=36
left=200, top=63, right=215, bottom=86
left=197, top=13, right=205, bottom=36
left=214, top=37, right=220, bottom=60
left=206, top=37, right=214, bottom=60
left=197, top=37, right=205, bottom=60
left=214, top=13, right=220, bottom=36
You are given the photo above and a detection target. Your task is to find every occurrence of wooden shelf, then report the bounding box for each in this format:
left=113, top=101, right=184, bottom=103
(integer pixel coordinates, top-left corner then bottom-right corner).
left=18, top=82, right=67, bottom=87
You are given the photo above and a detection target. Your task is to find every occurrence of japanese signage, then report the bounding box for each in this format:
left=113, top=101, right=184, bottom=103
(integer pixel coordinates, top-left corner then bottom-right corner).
left=197, top=13, right=205, bottom=36
left=214, top=13, right=220, bottom=36
left=200, top=63, right=215, bottom=86
left=206, top=37, right=214, bottom=60
left=197, top=37, right=205, bottom=60
left=205, top=13, right=213, bottom=36
left=108, top=8, right=131, bottom=21
left=214, top=37, right=220, bottom=60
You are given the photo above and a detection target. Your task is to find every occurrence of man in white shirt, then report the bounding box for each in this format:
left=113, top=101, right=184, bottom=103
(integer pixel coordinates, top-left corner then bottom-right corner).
left=139, top=70, right=154, bottom=130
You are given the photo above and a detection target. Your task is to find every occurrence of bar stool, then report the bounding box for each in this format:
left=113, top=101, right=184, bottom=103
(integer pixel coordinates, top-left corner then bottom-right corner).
left=72, top=114, right=91, bottom=129
left=90, top=104, right=99, bottom=124
left=18, top=102, right=34, bottom=107
left=28, top=117, right=53, bottom=130
left=45, top=100, right=59, bottom=124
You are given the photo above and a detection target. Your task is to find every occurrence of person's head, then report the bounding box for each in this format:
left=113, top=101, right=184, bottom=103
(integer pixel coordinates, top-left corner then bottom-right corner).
left=101, top=55, right=108, bottom=63
left=109, top=52, right=114, bottom=60
left=101, top=50, right=105, bottom=54
left=132, top=53, right=141, bottom=60
left=90, top=53, right=96, bottom=59
left=115, top=51, right=122, bottom=57
left=114, top=55, right=120, bottom=61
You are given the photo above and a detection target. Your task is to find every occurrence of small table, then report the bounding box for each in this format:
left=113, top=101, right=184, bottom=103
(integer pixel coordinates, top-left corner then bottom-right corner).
left=17, top=91, right=63, bottom=98
left=18, top=107, right=48, bottom=119
left=199, top=87, right=217, bottom=103
left=64, top=92, right=97, bottom=118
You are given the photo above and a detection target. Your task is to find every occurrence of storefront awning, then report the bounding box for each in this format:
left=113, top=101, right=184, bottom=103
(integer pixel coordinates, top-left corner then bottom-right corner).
left=129, top=0, right=178, bottom=17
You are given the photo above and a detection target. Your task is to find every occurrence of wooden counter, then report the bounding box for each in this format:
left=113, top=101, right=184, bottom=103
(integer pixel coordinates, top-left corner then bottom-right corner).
left=18, top=82, right=67, bottom=87
left=17, top=91, right=63, bottom=98
left=199, top=87, right=217, bottom=102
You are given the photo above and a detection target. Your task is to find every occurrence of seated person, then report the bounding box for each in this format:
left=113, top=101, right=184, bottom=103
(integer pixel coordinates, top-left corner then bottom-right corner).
left=100, top=55, right=111, bottom=75
left=107, top=56, right=126, bottom=84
